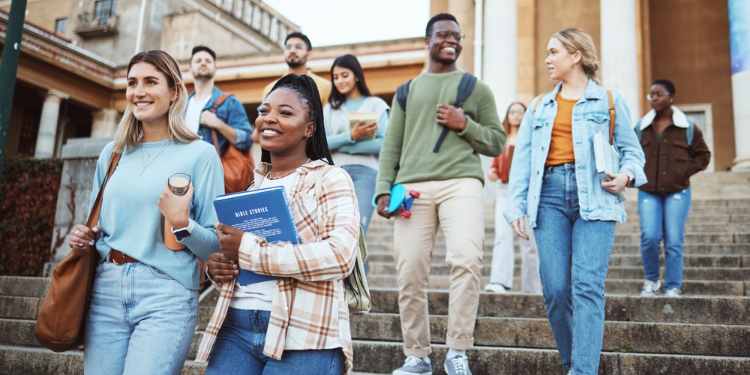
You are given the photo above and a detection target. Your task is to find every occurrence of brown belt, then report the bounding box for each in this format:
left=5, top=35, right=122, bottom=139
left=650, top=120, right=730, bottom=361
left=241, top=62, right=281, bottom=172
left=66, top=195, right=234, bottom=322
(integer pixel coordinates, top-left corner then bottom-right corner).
left=109, top=249, right=138, bottom=265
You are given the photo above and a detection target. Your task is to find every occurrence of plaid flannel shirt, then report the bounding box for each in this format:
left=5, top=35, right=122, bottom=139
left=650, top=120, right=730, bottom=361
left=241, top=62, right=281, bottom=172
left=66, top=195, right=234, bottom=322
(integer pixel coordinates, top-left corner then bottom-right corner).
left=196, top=160, right=360, bottom=375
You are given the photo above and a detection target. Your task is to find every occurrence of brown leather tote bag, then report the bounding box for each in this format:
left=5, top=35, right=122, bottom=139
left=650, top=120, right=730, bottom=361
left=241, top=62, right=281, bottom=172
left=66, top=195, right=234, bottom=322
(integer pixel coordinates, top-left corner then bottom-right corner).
left=210, top=93, right=255, bottom=194
left=35, top=152, right=121, bottom=352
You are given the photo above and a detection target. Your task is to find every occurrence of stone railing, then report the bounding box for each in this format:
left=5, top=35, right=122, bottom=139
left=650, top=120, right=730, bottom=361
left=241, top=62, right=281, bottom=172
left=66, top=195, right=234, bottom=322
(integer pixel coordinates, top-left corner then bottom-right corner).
left=74, top=11, right=118, bottom=39
left=207, top=0, right=298, bottom=46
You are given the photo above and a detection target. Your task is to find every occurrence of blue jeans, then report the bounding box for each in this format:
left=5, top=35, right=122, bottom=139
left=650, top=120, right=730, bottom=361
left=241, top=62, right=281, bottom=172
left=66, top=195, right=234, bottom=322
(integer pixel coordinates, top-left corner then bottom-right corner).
left=534, top=164, right=616, bottom=375
left=84, top=261, right=198, bottom=375
left=341, top=164, right=377, bottom=278
left=205, top=308, right=345, bottom=375
left=638, top=188, right=691, bottom=291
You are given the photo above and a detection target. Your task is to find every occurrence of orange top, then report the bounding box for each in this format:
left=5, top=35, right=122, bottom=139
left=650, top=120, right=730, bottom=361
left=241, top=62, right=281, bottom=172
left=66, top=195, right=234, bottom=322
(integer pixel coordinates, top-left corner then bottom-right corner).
left=546, top=92, right=577, bottom=166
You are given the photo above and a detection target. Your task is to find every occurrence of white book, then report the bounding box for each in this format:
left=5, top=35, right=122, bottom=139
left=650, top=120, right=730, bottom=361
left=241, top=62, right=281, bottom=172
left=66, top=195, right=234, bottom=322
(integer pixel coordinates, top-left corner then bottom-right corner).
left=593, top=132, right=627, bottom=202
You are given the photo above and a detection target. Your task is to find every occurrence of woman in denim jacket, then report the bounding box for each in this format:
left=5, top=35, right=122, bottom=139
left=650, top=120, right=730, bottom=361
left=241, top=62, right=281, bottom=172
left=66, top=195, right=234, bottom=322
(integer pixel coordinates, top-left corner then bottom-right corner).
left=504, top=29, right=646, bottom=375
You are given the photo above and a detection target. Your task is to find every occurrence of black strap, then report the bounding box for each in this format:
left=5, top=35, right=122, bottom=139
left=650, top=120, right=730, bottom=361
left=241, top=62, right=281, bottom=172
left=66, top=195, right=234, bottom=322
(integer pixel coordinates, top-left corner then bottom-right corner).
left=396, top=80, right=411, bottom=113
left=433, top=73, right=477, bottom=153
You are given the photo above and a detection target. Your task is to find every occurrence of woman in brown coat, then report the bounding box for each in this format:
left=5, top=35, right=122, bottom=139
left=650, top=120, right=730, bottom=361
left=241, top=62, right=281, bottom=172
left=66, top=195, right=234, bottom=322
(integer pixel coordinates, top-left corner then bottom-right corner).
left=635, top=79, right=711, bottom=298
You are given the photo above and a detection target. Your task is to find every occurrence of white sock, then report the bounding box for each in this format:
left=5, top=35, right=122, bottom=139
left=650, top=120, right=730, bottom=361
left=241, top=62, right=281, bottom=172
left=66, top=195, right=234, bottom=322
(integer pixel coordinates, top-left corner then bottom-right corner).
left=447, top=348, right=466, bottom=358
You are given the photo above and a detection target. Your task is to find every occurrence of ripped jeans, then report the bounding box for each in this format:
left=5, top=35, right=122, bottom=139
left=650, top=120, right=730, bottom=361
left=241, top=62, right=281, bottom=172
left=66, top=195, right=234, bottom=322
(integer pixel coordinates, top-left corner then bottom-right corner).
left=638, top=188, right=692, bottom=291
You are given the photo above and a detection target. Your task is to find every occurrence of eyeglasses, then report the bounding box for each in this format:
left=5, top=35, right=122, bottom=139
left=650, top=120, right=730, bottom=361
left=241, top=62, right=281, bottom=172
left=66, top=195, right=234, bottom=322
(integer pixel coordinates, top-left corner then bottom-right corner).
left=428, top=30, right=463, bottom=42
left=647, top=92, right=670, bottom=100
left=285, top=43, right=305, bottom=51
left=509, top=109, right=525, bottom=115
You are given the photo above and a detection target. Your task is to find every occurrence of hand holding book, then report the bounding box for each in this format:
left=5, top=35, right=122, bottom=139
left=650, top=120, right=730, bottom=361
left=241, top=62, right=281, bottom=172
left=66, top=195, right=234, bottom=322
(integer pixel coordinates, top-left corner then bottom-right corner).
left=349, top=112, right=378, bottom=140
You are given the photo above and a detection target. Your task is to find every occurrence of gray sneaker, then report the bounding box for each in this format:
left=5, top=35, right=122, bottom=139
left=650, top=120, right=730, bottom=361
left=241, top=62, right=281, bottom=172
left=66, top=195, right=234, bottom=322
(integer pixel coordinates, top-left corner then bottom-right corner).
left=393, top=356, right=432, bottom=375
left=444, top=355, right=472, bottom=375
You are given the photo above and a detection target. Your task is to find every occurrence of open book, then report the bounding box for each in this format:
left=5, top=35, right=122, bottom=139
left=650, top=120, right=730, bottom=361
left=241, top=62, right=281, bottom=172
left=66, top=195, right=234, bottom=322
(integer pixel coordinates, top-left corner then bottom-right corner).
left=593, top=132, right=627, bottom=202
left=214, top=187, right=299, bottom=285
left=349, top=112, right=378, bottom=140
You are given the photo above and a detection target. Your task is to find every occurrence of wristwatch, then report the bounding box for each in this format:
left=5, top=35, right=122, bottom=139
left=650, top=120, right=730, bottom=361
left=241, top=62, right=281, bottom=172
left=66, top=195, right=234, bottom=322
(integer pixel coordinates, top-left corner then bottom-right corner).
left=172, top=221, right=194, bottom=240
left=626, top=173, right=636, bottom=188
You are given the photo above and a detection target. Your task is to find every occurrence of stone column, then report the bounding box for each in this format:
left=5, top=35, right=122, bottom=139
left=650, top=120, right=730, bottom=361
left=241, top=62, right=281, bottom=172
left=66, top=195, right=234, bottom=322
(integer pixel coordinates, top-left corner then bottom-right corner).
left=600, top=0, right=640, bottom=123
left=34, top=89, right=69, bottom=158
left=91, top=108, right=119, bottom=138
left=483, top=0, right=517, bottom=114
left=729, top=0, right=750, bottom=170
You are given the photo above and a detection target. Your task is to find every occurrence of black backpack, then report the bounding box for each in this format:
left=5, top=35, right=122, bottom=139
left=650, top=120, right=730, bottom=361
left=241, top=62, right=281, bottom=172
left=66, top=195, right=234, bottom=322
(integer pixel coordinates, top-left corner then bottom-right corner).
left=396, top=72, right=477, bottom=153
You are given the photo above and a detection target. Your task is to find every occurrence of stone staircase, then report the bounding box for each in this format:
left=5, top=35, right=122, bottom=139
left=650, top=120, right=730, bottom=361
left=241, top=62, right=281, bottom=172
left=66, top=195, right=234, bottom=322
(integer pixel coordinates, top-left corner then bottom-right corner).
left=351, top=197, right=750, bottom=374
left=0, top=188, right=749, bottom=374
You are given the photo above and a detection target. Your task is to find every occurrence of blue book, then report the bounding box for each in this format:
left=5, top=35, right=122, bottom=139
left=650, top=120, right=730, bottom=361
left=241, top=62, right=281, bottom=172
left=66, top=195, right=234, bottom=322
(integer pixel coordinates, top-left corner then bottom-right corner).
left=213, top=186, right=299, bottom=285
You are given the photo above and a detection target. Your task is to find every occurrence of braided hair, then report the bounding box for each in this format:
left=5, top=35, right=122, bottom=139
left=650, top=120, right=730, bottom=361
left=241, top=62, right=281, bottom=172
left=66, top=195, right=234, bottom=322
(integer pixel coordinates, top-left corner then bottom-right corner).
left=261, top=74, right=334, bottom=166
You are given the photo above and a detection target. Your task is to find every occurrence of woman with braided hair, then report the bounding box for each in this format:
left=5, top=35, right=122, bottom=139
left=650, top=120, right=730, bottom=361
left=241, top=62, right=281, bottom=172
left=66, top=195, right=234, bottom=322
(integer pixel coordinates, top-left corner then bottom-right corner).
left=198, top=74, right=360, bottom=375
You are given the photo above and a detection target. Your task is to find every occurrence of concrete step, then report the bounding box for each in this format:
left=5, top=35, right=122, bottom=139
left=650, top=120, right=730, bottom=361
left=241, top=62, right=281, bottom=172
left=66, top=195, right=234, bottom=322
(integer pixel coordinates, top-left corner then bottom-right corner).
left=367, top=253, right=750, bottom=268
left=350, top=313, right=750, bottom=357
left=0, top=296, right=40, bottom=320
left=368, top=243, right=750, bottom=259
left=367, top=289, right=750, bottom=325
left=367, top=221, right=750, bottom=237
left=351, top=340, right=750, bottom=375
left=366, top=232, right=745, bottom=247
left=2, top=342, right=749, bottom=375
left=368, top=262, right=750, bottom=281
left=366, top=275, right=748, bottom=296
left=0, top=345, right=209, bottom=375
left=0, top=277, right=49, bottom=298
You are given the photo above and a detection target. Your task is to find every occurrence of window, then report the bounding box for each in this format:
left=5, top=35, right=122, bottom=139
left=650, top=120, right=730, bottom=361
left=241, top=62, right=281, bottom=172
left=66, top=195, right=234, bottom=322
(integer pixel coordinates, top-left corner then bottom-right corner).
left=93, top=0, right=117, bottom=25
left=55, top=18, right=67, bottom=33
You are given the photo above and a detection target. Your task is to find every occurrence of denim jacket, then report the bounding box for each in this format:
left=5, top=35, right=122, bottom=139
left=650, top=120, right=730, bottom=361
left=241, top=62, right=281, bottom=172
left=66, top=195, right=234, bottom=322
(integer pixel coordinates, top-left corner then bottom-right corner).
left=504, top=80, right=646, bottom=228
left=187, top=86, right=253, bottom=157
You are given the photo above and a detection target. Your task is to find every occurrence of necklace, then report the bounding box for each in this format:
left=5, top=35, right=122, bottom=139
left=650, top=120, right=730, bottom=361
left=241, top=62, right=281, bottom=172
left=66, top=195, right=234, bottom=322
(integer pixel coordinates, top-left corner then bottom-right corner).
left=139, top=140, right=171, bottom=176
left=560, top=87, right=586, bottom=99
left=267, top=158, right=312, bottom=180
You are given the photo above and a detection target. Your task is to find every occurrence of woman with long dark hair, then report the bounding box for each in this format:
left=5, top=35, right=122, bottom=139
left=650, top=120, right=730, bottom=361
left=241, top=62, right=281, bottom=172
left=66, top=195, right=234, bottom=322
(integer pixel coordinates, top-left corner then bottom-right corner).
left=197, top=74, right=360, bottom=375
left=68, top=50, right=223, bottom=374
left=324, top=54, right=389, bottom=265
left=505, top=29, right=645, bottom=374
left=485, top=102, right=542, bottom=295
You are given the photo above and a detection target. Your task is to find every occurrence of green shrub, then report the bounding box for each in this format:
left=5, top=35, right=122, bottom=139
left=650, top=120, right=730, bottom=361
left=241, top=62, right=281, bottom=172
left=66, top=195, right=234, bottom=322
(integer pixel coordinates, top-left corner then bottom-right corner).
left=0, top=156, right=63, bottom=276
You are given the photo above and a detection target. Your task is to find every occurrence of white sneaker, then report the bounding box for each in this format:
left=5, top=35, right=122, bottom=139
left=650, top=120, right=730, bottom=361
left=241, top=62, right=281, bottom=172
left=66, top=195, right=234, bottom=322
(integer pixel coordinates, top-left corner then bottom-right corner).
left=483, top=283, right=507, bottom=293
left=641, top=280, right=661, bottom=297
left=664, top=288, right=682, bottom=297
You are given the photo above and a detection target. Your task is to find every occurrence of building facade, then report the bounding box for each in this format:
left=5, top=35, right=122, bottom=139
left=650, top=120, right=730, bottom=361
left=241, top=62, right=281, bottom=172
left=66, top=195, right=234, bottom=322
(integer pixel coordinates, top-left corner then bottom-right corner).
left=437, top=0, right=746, bottom=171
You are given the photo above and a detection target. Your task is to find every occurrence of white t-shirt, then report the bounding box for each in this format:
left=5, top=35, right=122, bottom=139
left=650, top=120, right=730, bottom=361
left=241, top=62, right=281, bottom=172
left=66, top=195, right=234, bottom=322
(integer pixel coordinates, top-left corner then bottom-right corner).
left=185, top=94, right=212, bottom=134
left=229, top=172, right=297, bottom=311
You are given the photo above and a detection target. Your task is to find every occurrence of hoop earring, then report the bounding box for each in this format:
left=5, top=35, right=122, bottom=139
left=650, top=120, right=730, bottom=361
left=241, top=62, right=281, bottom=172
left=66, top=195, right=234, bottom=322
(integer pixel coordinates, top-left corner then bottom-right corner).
left=571, top=62, right=576, bottom=68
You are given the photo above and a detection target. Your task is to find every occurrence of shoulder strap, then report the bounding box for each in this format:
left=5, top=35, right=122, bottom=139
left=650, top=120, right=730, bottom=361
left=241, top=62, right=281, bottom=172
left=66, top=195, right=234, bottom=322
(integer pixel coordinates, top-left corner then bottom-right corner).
left=607, top=90, right=615, bottom=145
left=87, top=152, right=121, bottom=228
left=211, top=93, right=232, bottom=113
left=396, top=80, right=411, bottom=114
left=453, top=72, right=478, bottom=107
left=314, top=165, right=334, bottom=201
left=532, top=95, right=544, bottom=118
left=210, top=92, right=234, bottom=156
left=686, top=120, right=694, bottom=146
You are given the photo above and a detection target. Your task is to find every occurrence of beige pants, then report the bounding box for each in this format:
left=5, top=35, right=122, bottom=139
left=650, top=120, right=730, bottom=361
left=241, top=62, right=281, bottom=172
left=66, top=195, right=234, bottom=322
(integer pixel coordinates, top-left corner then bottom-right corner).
left=393, top=178, right=484, bottom=357
left=490, top=183, right=542, bottom=293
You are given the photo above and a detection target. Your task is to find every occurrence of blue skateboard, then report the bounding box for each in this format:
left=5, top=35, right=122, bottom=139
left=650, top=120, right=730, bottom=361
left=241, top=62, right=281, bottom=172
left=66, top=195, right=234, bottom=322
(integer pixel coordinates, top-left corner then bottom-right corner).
left=373, top=184, right=420, bottom=219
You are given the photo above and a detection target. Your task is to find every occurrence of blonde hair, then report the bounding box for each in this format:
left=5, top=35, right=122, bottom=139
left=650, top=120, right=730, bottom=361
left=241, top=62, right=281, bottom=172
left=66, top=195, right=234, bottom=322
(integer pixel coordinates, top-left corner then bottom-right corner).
left=114, top=50, right=200, bottom=152
left=552, top=29, right=600, bottom=84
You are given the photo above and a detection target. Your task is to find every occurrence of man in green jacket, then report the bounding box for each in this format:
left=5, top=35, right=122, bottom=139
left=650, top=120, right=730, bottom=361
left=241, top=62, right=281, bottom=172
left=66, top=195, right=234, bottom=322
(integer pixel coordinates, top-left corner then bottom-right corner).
left=375, top=13, right=506, bottom=375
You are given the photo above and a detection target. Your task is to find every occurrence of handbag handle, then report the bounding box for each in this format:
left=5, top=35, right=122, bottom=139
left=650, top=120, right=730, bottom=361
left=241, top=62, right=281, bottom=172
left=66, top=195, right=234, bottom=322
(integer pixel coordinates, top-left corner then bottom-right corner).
left=209, top=93, right=233, bottom=157
left=84, top=152, right=122, bottom=234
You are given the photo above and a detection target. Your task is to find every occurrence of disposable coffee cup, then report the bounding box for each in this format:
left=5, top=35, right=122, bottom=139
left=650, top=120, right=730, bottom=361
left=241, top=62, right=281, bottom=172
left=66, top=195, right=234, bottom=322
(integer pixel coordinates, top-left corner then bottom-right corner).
left=168, top=173, right=191, bottom=196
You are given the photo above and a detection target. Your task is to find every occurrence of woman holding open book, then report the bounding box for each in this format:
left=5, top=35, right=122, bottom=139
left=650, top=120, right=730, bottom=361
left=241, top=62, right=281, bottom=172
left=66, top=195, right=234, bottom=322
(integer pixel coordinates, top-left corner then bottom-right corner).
left=323, top=54, right=389, bottom=255
left=197, top=74, right=360, bottom=375
left=484, top=102, right=542, bottom=295
left=67, top=50, right=223, bottom=375
left=504, top=29, right=645, bottom=374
